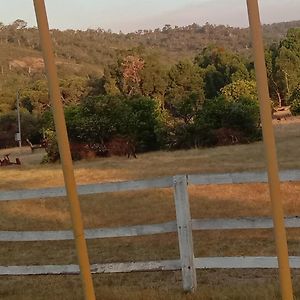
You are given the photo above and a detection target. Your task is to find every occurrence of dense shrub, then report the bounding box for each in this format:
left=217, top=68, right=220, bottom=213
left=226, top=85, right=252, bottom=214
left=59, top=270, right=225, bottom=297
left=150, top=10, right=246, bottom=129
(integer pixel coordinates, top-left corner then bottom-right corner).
left=43, top=95, right=167, bottom=158
left=40, top=93, right=262, bottom=161
left=145, top=95, right=261, bottom=150
left=194, top=96, right=261, bottom=146
left=289, top=84, right=300, bottom=115
left=221, top=80, right=257, bottom=102
left=165, top=121, right=198, bottom=149
left=0, top=110, right=41, bottom=148
left=288, top=84, right=300, bottom=104
left=124, top=96, right=166, bottom=151
left=41, top=129, right=60, bottom=163
left=290, top=99, right=300, bottom=115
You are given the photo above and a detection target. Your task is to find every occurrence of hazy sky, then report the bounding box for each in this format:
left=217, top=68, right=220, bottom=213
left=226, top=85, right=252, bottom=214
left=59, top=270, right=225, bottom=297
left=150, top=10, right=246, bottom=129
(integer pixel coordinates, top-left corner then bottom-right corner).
left=0, top=0, right=299, bottom=32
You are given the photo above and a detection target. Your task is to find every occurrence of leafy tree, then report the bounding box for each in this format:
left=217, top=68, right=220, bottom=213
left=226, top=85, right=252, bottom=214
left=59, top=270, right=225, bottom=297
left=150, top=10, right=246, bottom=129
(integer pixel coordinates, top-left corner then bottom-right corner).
left=165, top=60, right=205, bottom=123
left=290, top=99, right=300, bottom=115
left=60, top=76, right=88, bottom=105
left=194, top=96, right=261, bottom=146
left=274, top=28, right=300, bottom=103
left=289, top=84, right=300, bottom=115
left=139, top=54, right=168, bottom=105
left=265, top=45, right=283, bottom=106
left=221, top=80, right=257, bottom=102
left=63, top=95, right=165, bottom=152
left=124, top=96, right=165, bottom=151
left=289, top=83, right=300, bottom=103
left=102, top=52, right=168, bottom=104
left=194, top=46, right=250, bottom=98
left=103, top=68, right=121, bottom=96
left=103, top=55, right=144, bottom=97
left=0, top=110, right=41, bottom=147
left=77, top=95, right=128, bottom=143
left=21, top=80, right=50, bottom=113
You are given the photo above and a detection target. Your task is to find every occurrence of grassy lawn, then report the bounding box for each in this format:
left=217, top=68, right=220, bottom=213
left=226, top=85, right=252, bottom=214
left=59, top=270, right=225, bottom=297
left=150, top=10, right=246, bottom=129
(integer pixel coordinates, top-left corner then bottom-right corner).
left=0, top=118, right=299, bottom=299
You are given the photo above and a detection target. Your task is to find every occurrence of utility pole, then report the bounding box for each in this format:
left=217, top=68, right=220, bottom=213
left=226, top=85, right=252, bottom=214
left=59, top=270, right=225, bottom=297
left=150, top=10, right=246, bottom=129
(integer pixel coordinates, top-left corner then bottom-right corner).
left=16, top=91, right=22, bottom=148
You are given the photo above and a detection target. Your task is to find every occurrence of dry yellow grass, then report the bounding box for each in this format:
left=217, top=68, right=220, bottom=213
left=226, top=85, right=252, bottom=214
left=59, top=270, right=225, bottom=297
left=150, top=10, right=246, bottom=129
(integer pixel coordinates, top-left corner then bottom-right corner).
left=0, top=119, right=300, bottom=299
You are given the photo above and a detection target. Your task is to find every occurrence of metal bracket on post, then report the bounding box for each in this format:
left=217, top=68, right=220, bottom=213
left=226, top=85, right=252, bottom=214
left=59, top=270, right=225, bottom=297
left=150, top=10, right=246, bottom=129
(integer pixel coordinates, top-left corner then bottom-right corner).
left=173, top=175, right=197, bottom=292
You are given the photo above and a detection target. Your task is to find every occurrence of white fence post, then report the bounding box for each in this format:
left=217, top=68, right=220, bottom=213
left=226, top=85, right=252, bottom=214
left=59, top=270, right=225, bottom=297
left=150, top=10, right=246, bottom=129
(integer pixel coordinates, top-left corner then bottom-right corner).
left=173, top=175, right=197, bottom=292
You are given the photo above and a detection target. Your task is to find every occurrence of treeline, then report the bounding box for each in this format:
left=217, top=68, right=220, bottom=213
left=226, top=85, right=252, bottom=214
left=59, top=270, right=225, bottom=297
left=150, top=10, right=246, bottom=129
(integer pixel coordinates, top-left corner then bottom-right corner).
left=1, top=19, right=300, bottom=111
left=0, top=23, right=299, bottom=157
left=1, top=19, right=300, bottom=65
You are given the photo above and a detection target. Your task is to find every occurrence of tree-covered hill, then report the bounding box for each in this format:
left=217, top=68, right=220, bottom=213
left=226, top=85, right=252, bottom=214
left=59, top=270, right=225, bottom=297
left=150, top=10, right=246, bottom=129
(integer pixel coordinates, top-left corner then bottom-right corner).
left=0, top=19, right=299, bottom=154
left=1, top=19, right=300, bottom=74
left=1, top=19, right=299, bottom=109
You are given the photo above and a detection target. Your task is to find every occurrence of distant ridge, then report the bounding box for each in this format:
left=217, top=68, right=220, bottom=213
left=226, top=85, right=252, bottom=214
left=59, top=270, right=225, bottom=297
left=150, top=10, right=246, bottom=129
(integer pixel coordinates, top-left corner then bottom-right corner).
left=0, top=19, right=299, bottom=72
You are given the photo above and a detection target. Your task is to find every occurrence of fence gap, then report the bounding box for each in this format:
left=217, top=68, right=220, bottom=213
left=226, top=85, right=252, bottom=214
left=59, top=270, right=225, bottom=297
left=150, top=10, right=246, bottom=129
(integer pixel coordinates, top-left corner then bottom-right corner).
left=173, top=175, right=197, bottom=292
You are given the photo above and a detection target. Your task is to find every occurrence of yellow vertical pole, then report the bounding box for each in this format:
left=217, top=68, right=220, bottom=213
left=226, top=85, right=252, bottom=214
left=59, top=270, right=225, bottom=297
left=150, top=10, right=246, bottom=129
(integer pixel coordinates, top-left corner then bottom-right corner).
left=246, top=1, right=293, bottom=299
left=33, top=1, right=96, bottom=299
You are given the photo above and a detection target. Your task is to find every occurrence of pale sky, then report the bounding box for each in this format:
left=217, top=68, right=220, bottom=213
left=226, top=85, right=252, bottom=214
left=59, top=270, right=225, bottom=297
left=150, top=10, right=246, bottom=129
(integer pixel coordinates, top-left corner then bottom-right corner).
left=0, top=0, right=299, bottom=33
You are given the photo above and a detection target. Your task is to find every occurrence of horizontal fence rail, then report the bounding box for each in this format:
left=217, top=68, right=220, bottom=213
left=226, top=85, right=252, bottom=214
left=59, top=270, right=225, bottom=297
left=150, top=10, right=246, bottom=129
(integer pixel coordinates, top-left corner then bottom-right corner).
left=2, top=256, right=300, bottom=276
left=2, top=217, right=300, bottom=242
left=188, top=169, right=300, bottom=185
left=192, top=216, right=300, bottom=231
left=0, top=221, right=177, bottom=242
left=1, top=170, right=300, bottom=291
left=0, top=259, right=182, bottom=276
left=195, top=256, right=300, bottom=269
left=1, top=169, right=299, bottom=202
left=0, top=176, right=174, bottom=202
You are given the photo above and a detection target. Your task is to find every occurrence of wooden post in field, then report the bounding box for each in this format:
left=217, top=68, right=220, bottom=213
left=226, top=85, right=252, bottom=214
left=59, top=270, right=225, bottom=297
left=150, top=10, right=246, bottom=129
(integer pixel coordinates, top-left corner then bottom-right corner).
left=173, top=175, right=197, bottom=292
left=33, top=1, right=96, bottom=299
left=246, top=1, right=293, bottom=299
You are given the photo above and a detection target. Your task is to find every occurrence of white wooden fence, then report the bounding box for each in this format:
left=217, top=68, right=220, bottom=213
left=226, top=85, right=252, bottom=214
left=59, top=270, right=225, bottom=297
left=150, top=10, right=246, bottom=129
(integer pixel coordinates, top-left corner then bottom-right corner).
left=1, top=169, right=300, bottom=292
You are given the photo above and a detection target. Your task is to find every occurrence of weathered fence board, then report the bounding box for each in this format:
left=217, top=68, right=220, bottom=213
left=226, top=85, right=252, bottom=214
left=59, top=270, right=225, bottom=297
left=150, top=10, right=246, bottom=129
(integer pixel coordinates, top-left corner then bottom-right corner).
left=0, top=259, right=182, bottom=275
left=77, top=176, right=173, bottom=195
left=0, top=176, right=173, bottom=202
left=195, top=256, right=300, bottom=269
left=2, top=256, right=300, bottom=276
left=192, top=216, right=300, bottom=230
left=189, top=169, right=300, bottom=186
left=1, top=169, right=299, bottom=202
left=2, top=216, right=300, bottom=242
left=0, top=221, right=177, bottom=241
left=91, top=259, right=181, bottom=273
left=0, top=264, right=80, bottom=275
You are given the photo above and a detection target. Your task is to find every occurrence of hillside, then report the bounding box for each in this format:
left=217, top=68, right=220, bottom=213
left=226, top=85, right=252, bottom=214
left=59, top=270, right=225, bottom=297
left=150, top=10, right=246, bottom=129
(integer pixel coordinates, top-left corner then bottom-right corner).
left=1, top=20, right=300, bottom=76
left=0, top=20, right=299, bottom=152
left=0, top=19, right=299, bottom=109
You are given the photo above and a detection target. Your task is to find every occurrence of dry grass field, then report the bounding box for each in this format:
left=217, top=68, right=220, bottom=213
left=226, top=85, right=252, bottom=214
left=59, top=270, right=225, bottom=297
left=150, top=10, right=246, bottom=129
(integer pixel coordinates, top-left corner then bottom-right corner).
left=0, top=118, right=300, bottom=299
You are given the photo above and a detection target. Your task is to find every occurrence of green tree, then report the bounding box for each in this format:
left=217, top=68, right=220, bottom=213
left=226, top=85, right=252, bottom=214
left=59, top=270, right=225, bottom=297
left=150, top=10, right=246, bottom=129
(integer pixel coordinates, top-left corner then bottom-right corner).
left=60, top=76, right=88, bottom=105
left=0, top=110, right=41, bottom=147
left=102, top=52, right=168, bottom=104
left=165, top=60, right=205, bottom=123
left=195, top=96, right=261, bottom=146
left=221, top=80, right=257, bottom=102
left=289, top=84, right=300, bottom=115
left=274, top=28, right=300, bottom=103
left=103, top=55, right=145, bottom=97
left=194, top=46, right=250, bottom=98
left=63, top=95, right=165, bottom=152
left=139, top=54, right=168, bottom=106
left=21, top=79, right=50, bottom=113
